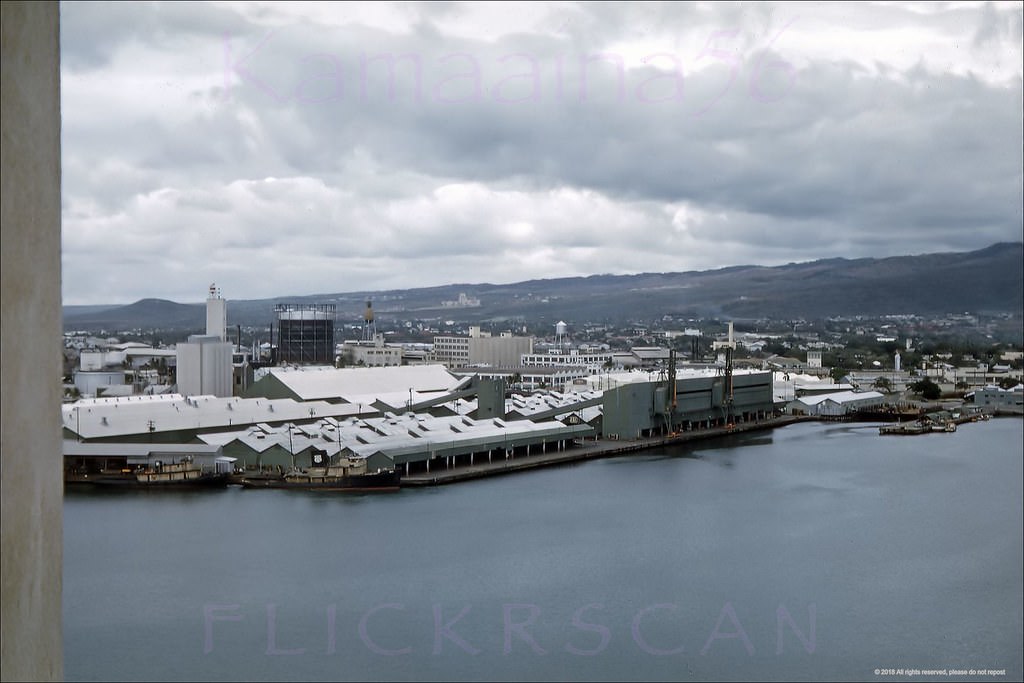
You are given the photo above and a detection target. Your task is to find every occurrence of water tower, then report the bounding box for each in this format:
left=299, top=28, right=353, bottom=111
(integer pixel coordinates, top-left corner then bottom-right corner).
left=362, top=300, right=376, bottom=342
left=555, top=321, right=568, bottom=352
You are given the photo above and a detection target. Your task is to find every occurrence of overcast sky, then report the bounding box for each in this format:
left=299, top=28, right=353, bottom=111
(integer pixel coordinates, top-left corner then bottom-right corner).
left=60, top=1, right=1023, bottom=305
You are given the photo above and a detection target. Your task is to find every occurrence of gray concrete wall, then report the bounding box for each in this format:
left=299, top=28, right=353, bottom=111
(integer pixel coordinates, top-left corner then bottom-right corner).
left=1, top=2, right=63, bottom=680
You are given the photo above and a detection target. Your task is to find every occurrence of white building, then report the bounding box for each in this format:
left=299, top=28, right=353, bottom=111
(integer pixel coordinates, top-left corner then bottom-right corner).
left=73, top=369, right=126, bottom=398
left=452, top=365, right=591, bottom=393
left=432, top=326, right=533, bottom=368
left=441, top=292, right=481, bottom=307
left=788, top=390, right=886, bottom=417
left=521, top=348, right=614, bottom=373
left=205, top=284, right=227, bottom=342
left=340, top=334, right=403, bottom=367
left=176, top=286, right=234, bottom=397
left=973, top=385, right=1024, bottom=414
left=176, top=335, right=233, bottom=398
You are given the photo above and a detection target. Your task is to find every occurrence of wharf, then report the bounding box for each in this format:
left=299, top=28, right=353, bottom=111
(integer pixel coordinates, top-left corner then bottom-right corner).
left=401, top=415, right=806, bottom=487
left=878, top=411, right=989, bottom=436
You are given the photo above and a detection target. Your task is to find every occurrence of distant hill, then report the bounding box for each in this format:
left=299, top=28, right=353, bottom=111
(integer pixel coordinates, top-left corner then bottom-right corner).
left=63, top=242, right=1023, bottom=331
left=64, top=298, right=206, bottom=330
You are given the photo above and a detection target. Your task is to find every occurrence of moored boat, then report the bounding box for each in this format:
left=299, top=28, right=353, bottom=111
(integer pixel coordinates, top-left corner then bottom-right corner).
left=239, top=455, right=400, bottom=492
left=879, top=418, right=957, bottom=435
left=64, top=442, right=234, bottom=489
left=72, top=456, right=229, bottom=488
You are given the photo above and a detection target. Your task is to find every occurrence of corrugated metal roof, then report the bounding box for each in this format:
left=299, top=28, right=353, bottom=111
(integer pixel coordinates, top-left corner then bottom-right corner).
left=196, top=412, right=591, bottom=462
left=261, top=364, right=462, bottom=401
left=62, top=394, right=361, bottom=439
left=506, top=390, right=603, bottom=419
left=794, top=390, right=884, bottom=407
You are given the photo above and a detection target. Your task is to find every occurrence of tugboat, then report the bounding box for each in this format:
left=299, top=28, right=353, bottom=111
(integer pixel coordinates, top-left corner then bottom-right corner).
left=240, top=451, right=400, bottom=492
left=74, top=456, right=229, bottom=488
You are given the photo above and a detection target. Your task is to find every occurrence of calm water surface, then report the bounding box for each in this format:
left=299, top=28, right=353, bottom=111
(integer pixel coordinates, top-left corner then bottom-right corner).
left=64, top=419, right=1024, bottom=682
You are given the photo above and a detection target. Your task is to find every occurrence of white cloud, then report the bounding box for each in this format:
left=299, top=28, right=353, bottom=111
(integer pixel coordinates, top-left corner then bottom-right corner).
left=60, top=1, right=1024, bottom=305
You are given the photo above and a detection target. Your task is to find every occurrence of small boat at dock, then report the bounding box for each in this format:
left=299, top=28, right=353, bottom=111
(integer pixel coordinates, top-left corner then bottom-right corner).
left=239, top=455, right=400, bottom=492
left=64, top=441, right=234, bottom=489
left=879, top=417, right=956, bottom=435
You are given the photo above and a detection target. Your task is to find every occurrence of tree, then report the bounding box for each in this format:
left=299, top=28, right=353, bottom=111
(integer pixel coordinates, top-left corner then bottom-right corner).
left=873, top=376, right=892, bottom=393
left=910, top=377, right=941, bottom=400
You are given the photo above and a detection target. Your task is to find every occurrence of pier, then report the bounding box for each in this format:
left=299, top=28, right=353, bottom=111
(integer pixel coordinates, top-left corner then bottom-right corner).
left=401, top=415, right=805, bottom=486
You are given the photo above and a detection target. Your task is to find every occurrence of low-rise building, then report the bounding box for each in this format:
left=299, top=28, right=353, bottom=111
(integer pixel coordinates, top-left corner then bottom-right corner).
left=787, top=390, right=886, bottom=417
left=451, top=365, right=590, bottom=392
left=339, top=334, right=403, bottom=367
left=972, top=385, right=1024, bottom=415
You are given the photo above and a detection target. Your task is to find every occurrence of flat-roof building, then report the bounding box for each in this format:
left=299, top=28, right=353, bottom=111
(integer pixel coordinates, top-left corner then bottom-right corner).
left=432, top=326, right=533, bottom=368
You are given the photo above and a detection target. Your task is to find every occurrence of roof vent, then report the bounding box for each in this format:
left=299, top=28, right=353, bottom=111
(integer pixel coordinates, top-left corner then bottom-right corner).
left=101, top=416, right=108, bottom=425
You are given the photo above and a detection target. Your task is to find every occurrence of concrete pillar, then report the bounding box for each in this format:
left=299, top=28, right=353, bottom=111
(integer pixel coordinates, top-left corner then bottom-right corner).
left=1, top=3, right=63, bottom=679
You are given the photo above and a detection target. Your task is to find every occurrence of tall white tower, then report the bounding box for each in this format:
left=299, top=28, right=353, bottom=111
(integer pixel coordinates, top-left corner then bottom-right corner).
left=894, top=351, right=901, bottom=373
left=206, top=283, right=227, bottom=342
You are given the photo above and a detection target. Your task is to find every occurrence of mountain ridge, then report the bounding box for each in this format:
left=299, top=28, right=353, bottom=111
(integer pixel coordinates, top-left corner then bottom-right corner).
left=63, top=242, right=1024, bottom=330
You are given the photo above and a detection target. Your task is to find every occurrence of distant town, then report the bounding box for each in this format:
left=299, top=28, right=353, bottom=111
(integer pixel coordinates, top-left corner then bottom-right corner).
left=61, top=280, right=1022, bottom=490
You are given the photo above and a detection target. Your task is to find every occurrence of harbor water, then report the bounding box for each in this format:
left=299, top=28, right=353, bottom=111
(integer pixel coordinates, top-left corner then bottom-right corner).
left=63, top=419, right=1024, bottom=682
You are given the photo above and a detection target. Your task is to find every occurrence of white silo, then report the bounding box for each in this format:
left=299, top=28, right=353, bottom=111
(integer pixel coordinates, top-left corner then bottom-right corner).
left=894, top=351, right=901, bottom=372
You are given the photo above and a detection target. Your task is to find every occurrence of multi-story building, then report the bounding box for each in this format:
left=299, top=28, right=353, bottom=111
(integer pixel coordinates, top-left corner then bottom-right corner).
left=521, top=348, right=614, bottom=373
left=432, top=326, right=533, bottom=369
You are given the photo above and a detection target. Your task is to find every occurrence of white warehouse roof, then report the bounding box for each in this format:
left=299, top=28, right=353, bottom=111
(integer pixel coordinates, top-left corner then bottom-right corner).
left=792, top=390, right=884, bottom=407
left=260, top=364, right=464, bottom=402
left=62, top=394, right=361, bottom=440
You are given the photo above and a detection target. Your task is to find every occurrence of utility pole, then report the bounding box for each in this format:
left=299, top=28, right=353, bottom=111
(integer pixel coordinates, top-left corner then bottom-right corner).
left=287, top=423, right=295, bottom=471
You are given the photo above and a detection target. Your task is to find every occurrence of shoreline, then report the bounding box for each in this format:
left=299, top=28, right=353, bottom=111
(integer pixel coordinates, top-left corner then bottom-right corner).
left=400, top=415, right=812, bottom=487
